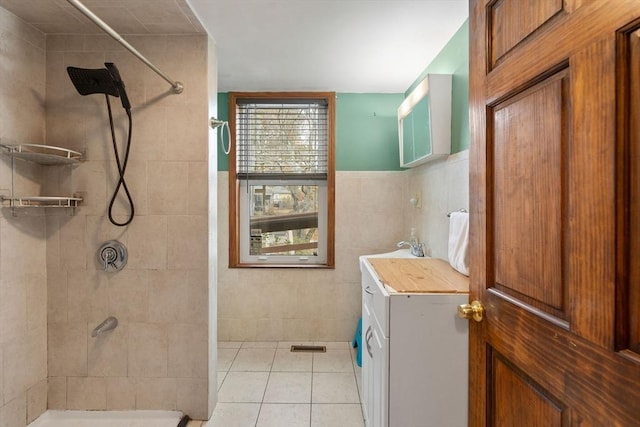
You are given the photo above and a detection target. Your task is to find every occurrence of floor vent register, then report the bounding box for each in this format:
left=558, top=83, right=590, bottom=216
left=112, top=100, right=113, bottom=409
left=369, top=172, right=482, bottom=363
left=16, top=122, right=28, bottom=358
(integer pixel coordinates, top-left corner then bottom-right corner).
left=290, top=345, right=327, bottom=353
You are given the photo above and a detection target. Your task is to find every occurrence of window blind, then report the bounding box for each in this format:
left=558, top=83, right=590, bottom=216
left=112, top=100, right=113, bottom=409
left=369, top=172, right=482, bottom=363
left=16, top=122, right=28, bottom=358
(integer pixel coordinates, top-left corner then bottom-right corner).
left=236, top=99, right=328, bottom=180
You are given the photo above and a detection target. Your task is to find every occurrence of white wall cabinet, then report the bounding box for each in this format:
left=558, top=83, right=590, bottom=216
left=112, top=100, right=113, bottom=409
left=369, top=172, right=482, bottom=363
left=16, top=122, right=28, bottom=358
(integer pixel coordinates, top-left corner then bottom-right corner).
left=397, top=74, right=452, bottom=168
left=360, top=256, right=469, bottom=427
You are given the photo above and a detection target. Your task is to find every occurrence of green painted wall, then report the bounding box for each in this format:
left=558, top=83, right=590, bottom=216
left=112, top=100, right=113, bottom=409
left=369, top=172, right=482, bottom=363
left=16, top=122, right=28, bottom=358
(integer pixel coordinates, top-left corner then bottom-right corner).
left=405, top=20, right=469, bottom=153
left=216, top=92, right=230, bottom=171
left=216, top=19, right=468, bottom=171
left=335, top=93, right=403, bottom=171
left=216, top=92, right=403, bottom=171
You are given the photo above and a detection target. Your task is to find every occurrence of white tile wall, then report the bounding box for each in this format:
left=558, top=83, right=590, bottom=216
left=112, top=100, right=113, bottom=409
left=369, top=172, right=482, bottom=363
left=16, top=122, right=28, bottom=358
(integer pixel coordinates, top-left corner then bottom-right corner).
left=0, top=7, right=48, bottom=425
left=406, top=149, right=470, bottom=260
left=217, top=171, right=407, bottom=342
left=217, top=155, right=469, bottom=343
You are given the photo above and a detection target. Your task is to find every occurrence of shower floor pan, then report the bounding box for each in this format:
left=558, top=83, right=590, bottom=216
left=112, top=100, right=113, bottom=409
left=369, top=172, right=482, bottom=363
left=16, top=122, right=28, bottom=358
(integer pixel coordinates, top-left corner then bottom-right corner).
left=28, top=410, right=183, bottom=427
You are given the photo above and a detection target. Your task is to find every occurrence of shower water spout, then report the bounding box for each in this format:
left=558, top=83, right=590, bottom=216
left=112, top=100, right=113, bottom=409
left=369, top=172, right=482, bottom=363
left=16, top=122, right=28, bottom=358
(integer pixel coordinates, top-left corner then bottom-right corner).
left=92, top=316, right=118, bottom=337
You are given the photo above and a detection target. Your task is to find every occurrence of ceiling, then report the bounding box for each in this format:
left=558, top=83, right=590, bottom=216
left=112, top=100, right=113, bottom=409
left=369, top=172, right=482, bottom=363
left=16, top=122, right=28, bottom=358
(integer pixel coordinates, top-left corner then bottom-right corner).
left=0, top=0, right=205, bottom=34
left=0, top=0, right=468, bottom=93
left=188, top=0, right=468, bottom=93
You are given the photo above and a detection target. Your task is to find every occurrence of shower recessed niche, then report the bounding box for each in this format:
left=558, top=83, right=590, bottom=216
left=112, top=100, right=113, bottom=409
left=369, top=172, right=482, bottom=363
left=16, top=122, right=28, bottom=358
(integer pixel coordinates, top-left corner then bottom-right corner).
left=0, top=142, right=84, bottom=214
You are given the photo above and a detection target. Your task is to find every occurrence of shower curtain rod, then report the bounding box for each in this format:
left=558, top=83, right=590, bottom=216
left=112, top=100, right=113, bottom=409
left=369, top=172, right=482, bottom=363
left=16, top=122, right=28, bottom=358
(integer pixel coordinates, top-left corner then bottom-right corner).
left=66, top=0, right=184, bottom=94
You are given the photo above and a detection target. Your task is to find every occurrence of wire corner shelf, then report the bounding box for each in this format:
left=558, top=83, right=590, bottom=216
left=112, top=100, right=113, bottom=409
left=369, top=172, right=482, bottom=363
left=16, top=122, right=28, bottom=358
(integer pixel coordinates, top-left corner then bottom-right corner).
left=0, top=143, right=84, bottom=165
left=0, top=142, right=84, bottom=216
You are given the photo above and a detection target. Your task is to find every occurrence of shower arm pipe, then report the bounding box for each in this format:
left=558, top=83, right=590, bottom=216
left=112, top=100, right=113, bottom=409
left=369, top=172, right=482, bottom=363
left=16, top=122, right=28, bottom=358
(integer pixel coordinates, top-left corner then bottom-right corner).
left=65, top=0, right=184, bottom=94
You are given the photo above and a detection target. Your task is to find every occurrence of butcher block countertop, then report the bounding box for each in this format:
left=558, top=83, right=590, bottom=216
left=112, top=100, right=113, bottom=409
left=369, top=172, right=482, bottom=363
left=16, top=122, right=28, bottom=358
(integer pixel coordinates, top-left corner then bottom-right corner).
left=367, top=258, right=469, bottom=294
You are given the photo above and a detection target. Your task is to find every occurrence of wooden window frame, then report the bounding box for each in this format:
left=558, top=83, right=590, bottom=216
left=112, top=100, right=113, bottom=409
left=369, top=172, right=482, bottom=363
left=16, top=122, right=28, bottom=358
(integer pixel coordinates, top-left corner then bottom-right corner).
left=228, top=92, right=335, bottom=268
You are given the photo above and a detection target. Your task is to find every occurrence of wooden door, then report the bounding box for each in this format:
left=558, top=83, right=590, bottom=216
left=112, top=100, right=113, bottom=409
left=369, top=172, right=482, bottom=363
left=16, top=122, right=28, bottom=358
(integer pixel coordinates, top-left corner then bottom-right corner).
left=469, top=0, right=640, bottom=425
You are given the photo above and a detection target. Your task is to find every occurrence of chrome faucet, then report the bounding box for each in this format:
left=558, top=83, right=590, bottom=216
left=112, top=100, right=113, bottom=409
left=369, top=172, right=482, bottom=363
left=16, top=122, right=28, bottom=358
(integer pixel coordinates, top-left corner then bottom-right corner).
left=396, top=240, right=426, bottom=257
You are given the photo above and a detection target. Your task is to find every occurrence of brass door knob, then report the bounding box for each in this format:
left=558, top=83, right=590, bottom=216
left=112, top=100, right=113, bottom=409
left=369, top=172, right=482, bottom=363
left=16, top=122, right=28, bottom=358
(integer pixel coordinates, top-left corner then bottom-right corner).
left=458, top=300, right=485, bottom=322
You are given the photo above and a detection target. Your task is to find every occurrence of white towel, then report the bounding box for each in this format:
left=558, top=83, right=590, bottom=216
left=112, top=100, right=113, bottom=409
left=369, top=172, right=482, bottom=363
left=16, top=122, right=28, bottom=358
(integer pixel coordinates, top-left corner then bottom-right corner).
left=448, top=211, right=469, bottom=276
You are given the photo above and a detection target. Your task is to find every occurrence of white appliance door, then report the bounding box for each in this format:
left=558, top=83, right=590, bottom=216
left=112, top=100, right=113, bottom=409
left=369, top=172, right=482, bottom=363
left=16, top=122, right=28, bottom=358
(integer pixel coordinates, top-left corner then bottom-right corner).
left=361, top=299, right=374, bottom=426
left=371, top=322, right=388, bottom=427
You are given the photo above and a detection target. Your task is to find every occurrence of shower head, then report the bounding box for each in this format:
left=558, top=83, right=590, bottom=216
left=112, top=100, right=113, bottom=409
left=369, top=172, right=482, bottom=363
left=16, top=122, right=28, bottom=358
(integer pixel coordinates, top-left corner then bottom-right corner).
left=105, top=62, right=131, bottom=111
left=67, top=66, right=120, bottom=97
left=67, top=63, right=131, bottom=111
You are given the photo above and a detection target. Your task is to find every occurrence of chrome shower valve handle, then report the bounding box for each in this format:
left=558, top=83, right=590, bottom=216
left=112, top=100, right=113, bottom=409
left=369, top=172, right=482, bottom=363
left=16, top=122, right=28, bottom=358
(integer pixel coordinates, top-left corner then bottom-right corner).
left=101, top=246, right=117, bottom=270
left=98, top=240, right=127, bottom=272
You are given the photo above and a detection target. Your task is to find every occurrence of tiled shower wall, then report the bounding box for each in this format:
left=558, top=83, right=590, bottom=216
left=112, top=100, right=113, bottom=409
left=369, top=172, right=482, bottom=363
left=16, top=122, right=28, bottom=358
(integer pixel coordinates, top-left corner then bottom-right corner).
left=217, top=171, right=408, bottom=341
left=43, top=34, right=210, bottom=418
left=0, top=7, right=48, bottom=426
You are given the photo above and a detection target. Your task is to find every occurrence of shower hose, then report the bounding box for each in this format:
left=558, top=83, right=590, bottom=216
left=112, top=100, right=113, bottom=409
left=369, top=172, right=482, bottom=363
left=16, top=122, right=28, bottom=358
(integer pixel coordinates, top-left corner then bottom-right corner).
left=105, top=95, right=135, bottom=227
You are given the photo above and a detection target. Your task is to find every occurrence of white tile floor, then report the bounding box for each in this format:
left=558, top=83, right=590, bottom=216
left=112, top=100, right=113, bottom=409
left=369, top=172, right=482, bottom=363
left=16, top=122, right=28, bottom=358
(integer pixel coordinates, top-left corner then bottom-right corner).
left=205, top=341, right=364, bottom=427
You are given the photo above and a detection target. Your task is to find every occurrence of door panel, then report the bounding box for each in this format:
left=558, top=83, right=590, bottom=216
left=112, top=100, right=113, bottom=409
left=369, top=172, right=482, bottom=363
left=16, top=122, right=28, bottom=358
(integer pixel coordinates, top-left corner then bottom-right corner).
left=469, top=0, right=640, bottom=425
left=567, top=38, right=617, bottom=346
left=489, top=0, right=564, bottom=68
left=492, top=71, right=567, bottom=318
left=626, top=23, right=640, bottom=355
left=490, top=351, right=566, bottom=426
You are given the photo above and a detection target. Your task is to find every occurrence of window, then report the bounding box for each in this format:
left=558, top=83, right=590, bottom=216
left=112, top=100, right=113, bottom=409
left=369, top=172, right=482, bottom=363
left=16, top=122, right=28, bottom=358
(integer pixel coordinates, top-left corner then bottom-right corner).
left=228, top=92, right=335, bottom=267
